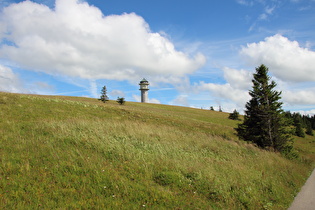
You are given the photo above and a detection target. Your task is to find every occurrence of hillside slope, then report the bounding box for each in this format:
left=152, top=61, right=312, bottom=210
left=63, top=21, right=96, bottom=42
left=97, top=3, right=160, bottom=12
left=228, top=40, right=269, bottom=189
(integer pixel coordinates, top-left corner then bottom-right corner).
left=0, top=92, right=314, bottom=209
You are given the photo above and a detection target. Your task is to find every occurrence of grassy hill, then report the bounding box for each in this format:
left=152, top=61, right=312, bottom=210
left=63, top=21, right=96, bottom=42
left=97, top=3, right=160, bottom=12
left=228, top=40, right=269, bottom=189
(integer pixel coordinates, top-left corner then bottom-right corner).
left=0, top=92, right=314, bottom=209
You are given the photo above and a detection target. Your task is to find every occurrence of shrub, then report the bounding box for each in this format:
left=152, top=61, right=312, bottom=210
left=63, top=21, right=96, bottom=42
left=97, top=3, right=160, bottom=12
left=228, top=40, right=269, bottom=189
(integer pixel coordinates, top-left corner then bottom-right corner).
left=116, top=97, right=125, bottom=105
left=228, top=110, right=240, bottom=120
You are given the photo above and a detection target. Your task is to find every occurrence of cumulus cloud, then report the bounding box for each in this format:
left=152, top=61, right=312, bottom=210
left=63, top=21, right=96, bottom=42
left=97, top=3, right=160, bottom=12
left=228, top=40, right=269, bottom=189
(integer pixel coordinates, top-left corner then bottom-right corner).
left=197, top=82, right=250, bottom=107
left=282, top=89, right=315, bottom=106
left=110, top=90, right=125, bottom=98
left=296, top=109, right=315, bottom=116
left=0, top=0, right=205, bottom=84
left=222, top=67, right=252, bottom=90
left=0, top=64, right=25, bottom=93
left=170, top=95, right=189, bottom=107
left=241, top=34, right=315, bottom=82
left=0, top=64, right=58, bottom=94
left=191, top=67, right=252, bottom=109
left=148, top=98, right=161, bottom=104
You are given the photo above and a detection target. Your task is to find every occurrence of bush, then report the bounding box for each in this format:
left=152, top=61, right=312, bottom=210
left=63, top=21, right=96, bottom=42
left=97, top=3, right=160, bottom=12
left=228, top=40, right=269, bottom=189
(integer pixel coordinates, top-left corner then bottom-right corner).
left=228, top=110, right=240, bottom=120
left=116, top=97, right=125, bottom=105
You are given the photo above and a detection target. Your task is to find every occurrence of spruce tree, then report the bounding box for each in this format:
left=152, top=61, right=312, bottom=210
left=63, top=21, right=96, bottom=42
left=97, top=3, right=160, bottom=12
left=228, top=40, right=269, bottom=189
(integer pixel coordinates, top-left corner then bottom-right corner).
left=236, top=65, right=291, bottom=152
left=292, top=113, right=305, bottom=137
left=229, top=109, right=240, bottom=120
left=295, top=122, right=305, bottom=138
left=99, top=86, right=109, bottom=103
left=306, top=121, right=314, bottom=136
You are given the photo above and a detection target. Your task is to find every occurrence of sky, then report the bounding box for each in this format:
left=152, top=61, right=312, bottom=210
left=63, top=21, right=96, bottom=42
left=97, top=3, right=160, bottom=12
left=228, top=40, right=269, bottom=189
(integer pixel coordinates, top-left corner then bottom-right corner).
left=0, top=0, right=315, bottom=114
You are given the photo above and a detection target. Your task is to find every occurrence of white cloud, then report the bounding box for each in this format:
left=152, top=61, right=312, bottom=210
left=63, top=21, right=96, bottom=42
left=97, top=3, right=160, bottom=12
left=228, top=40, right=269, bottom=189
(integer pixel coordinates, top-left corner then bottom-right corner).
left=0, top=64, right=25, bottom=93
left=132, top=94, right=141, bottom=102
left=0, top=0, right=205, bottom=84
left=241, top=34, right=315, bottom=82
left=28, top=81, right=55, bottom=95
left=149, top=98, right=161, bottom=104
left=0, top=64, right=58, bottom=95
left=265, top=5, right=276, bottom=14
left=295, top=109, right=315, bottom=116
left=236, top=0, right=254, bottom=6
left=110, top=90, right=125, bottom=98
left=258, top=5, right=276, bottom=20
left=197, top=82, right=250, bottom=107
left=89, top=80, right=98, bottom=98
left=222, top=67, right=252, bottom=90
left=258, top=13, right=268, bottom=20
left=190, top=66, right=251, bottom=109
left=170, top=95, right=189, bottom=107
left=282, top=89, right=315, bottom=106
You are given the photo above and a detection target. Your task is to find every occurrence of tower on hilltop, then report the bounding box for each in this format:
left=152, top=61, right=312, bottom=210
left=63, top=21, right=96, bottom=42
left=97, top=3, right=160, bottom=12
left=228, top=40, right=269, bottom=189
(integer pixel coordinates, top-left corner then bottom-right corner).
left=139, top=78, right=149, bottom=103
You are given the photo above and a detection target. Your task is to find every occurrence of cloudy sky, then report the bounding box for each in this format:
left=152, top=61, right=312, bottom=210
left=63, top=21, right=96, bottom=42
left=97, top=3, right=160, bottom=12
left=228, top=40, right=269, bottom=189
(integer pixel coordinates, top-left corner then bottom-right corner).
left=0, top=0, right=314, bottom=114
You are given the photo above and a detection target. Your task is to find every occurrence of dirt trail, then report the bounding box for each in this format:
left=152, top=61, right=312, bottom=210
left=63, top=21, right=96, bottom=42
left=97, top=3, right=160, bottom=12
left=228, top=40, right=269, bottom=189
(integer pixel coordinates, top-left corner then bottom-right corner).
left=288, top=169, right=315, bottom=210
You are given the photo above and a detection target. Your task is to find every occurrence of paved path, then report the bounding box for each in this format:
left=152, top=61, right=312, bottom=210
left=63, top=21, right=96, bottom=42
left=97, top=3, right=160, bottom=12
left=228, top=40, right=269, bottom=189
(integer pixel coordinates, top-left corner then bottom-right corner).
left=288, top=169, right=315, bottom=210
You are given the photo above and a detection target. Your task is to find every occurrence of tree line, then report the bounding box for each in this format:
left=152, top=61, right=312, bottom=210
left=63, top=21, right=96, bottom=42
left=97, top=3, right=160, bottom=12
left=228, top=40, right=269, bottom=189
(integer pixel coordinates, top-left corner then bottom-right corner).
left=284, top=111, right=314, bottom=137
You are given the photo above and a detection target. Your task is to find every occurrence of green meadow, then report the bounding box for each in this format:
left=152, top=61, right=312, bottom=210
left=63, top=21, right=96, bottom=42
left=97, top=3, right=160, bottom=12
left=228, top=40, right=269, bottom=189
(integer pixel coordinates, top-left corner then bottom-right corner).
left=0, top=92, right=314, bottom=209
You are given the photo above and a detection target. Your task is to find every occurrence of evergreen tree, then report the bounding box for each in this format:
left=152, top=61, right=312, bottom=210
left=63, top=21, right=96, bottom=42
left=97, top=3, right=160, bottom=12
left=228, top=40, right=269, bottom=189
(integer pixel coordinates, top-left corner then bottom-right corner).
left=311, top=115, right=315, bottom=130
left=210, top=106, right=214, bottom=111
left=236, top=65, right=291, bottom=152
left=292, top=113, right=305, bottom=137
left=229, top=109, right=240, bottom=120
left=306, top=121, right=314, bottom=136
left=99, top=86, right=109, bottom=103
left=295, top=122, right=305, bottom=138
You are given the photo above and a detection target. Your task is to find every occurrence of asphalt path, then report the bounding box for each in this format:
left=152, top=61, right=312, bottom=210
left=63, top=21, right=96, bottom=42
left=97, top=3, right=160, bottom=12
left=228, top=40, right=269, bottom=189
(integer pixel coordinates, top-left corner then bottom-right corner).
left=288, top=169, right=315, bottom=210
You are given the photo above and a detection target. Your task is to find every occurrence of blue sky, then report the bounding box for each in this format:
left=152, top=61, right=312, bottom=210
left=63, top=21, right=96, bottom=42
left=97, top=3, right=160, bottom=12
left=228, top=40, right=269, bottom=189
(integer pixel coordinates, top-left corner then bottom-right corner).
left=0, top=0, right=315, bottom=114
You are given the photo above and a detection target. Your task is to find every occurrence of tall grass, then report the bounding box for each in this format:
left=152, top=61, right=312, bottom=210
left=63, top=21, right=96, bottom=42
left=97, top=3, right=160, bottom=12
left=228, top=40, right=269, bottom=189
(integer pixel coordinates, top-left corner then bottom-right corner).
left=0, top=92, right=314, bottom=209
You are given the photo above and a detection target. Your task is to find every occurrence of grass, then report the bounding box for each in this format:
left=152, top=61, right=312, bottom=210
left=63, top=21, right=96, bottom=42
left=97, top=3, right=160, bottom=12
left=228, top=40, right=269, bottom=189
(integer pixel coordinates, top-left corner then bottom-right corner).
left=0, top=92, right=314, bottom=209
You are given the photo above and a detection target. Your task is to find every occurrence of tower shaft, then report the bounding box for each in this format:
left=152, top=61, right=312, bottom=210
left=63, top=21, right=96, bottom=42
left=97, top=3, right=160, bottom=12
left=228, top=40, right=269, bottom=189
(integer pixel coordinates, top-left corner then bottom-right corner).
left=141, top=89, right=148, bottom=103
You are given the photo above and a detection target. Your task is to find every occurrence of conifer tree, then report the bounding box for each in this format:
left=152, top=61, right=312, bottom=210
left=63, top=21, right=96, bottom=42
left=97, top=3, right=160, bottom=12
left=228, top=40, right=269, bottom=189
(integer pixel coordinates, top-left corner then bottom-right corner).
left=99, top=86, right=109, bottom=103
left=236, top=65, right=291, bottom=152
left=295, top=121, right=305, bottom=138
left=306, top=121, right=314, bottom=136
left=229, top=109, right=240, bottom=120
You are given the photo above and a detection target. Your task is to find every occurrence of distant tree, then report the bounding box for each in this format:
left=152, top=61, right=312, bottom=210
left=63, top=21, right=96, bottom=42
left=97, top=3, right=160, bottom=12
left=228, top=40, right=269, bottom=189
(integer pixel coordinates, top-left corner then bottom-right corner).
left=229, top=109, right=240, bottom=120
left=236, top=65, right=292, bottom=152
left=210, top=106, right=214, bottom=111
left=295, top=121, right=305, bottom=138
left=116, top=97, right=125, bottom=105
left=99, top=86, right=109, bottom=103
left=219, top=106, right=223, bottom=112
left=306, top=121, right=314, bottom=136
left=311, top=115, right=315, bottom=130
left=292, top=113, right=305, bottom=137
